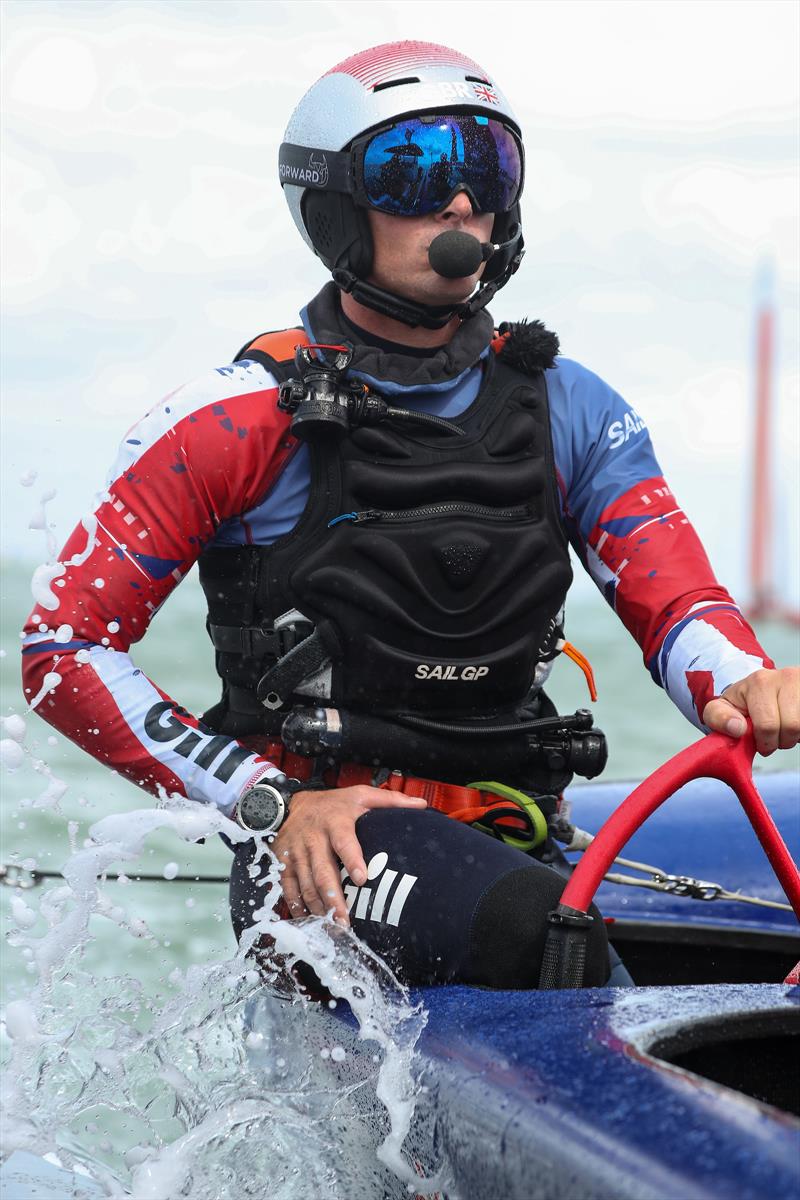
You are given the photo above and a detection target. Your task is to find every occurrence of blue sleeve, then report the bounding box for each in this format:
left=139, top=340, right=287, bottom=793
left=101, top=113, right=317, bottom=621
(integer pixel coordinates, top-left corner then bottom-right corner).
left=545, top=357, right=664, bottom=561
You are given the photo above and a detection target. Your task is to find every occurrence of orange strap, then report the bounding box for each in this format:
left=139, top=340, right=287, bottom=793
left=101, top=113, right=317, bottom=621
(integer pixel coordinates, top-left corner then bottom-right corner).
left=244, top=327, right=311, bottom=362
left=560, top=640, right=598, bottom=702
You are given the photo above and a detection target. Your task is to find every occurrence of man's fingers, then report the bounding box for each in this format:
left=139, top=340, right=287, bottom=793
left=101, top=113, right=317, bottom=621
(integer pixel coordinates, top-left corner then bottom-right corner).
left=742, top=687, right=781, bottom=756
left=266, top=786, right=429, bottom=925
left=706, top=669, right=800, bottom=756
left=309, top=842, right=350, bottom=922
left=280, top=842, right=319, bottom=915
left=705, top=689, right=779, bottom=754
left=777, top=674, right=800, bottom=750
left=703, top=697, right=747, bottom=738
left=278, top=855, right=308, bottom=918
left=294, top=848, right=328, bottom=916
left=330, top=827, right=368, bottom=887
left=360, top=789, right=428, bottom=811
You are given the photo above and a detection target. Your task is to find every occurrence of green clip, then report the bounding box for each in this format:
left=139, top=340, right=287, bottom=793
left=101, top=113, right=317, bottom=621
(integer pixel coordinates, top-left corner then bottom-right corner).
left=466, top=781, right=549, bottom=850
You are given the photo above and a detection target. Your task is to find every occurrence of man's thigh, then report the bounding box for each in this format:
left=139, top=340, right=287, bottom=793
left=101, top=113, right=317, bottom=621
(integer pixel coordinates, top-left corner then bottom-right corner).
left=229, top=808, right=611, bottom=988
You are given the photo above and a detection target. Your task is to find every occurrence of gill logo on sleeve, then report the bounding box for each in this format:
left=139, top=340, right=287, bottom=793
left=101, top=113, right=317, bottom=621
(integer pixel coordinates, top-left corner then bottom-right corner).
left=143, top=700, right=251, bottom=782
left=607, top=408, right=647, bottom=450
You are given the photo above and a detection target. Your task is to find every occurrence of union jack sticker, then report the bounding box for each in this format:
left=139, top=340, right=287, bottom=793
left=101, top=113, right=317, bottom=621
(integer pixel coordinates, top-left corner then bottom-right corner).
left=472, top=84, right=499, bottom=104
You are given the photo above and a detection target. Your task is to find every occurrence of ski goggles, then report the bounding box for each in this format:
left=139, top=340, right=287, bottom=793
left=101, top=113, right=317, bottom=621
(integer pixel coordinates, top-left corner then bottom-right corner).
left=279, top=114, right=523, bottom=218
left=352, top=114, right=524, bottom=217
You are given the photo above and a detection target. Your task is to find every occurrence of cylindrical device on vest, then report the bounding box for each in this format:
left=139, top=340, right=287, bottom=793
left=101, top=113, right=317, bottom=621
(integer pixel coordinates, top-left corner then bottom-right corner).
left=280, top=706, right=535, bottom=780
left=279, top=707, right=603, bottom=792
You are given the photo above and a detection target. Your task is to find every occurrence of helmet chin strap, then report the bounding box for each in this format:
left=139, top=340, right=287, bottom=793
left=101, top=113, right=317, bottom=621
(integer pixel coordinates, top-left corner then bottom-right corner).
left=331, top=232, right=525, bottom=331
left=332, top=267, right=471, bottom=331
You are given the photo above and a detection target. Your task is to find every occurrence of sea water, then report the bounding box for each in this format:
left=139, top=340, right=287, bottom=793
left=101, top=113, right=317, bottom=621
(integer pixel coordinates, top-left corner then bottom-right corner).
left=1, top=553, right=797, bottom=1196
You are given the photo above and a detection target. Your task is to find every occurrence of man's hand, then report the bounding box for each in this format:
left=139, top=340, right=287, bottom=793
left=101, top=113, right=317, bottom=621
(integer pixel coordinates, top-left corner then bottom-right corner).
left=703, top=666, right=800, bottom=756
left=271, top=785, right=428, bottom=924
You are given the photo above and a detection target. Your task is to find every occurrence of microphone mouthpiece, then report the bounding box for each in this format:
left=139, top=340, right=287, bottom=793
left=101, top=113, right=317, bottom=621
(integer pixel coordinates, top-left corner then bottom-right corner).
left=428, top=231, right=489, bottom=279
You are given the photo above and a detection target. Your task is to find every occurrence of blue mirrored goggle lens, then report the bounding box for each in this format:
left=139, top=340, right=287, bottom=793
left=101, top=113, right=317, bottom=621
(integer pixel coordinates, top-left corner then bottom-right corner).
left=361, top=115, right=522, bottom=216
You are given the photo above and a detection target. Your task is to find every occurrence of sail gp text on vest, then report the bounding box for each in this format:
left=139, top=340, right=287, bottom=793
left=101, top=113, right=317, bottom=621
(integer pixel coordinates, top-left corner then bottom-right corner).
left=607, top=407, right=647, bottom=450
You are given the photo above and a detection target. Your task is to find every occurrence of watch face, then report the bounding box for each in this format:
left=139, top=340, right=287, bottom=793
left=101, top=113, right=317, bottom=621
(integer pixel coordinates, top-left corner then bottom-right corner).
left=239, top=785, right=284, bottom=833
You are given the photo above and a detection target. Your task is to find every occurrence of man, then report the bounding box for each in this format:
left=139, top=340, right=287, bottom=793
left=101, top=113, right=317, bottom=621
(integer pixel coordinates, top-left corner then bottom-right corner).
left=22, top=41, right=798, bottom=991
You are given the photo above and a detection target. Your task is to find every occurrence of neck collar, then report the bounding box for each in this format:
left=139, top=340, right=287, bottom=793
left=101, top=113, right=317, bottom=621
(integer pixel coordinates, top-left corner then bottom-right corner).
left=303, top=283, right=495, bottom=392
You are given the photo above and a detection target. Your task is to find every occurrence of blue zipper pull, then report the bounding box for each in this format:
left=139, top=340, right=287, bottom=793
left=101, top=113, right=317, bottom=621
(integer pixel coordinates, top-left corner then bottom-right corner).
left=327, top=510, right=380, bottom=528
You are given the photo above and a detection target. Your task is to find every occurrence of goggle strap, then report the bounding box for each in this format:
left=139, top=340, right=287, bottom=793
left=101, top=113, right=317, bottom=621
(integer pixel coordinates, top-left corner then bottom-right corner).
left=279, top=143, right=352, bottom=193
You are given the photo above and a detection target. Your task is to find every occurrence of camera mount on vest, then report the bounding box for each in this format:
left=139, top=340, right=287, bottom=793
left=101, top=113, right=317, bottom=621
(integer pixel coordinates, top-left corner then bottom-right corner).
left=277, top=343, right=464, bottom=440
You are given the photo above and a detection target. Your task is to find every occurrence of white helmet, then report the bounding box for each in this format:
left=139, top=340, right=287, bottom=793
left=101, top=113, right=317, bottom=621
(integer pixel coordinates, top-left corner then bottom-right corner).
left=279, top=41, right=526, bottom=327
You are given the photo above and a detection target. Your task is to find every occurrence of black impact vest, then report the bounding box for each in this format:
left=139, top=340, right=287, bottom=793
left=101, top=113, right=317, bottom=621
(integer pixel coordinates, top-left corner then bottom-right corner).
left=198, top=334, right=573, bottom=758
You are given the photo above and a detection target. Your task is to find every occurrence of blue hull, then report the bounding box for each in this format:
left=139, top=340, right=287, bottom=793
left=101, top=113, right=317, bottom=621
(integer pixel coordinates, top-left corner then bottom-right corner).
left=410, top=981, right=798, bottom=1199
left=347, top=771, right=800, bottom=1197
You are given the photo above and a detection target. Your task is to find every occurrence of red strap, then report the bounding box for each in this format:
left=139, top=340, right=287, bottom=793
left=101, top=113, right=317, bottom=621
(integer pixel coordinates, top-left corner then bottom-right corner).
left=260, top=738, right=329, bottom=785
left=491, top=329, right=511, bottom=355
left=378, top=770, right=492, bottom=815
left=257, top=739, right=515, bottom=825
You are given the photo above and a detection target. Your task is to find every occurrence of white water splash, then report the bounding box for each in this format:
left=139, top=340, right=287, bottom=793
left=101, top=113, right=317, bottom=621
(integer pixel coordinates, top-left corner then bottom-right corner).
left=2, top=714, right=27, bottom=742
left=27, top=511, right=98, bottom=617
left=0, top=714, right=69, bottom=810
left=28, top=489, right=59, bottom=562
left=68, top=514, right=99, bottom=568
left=0, top=798, right=441, bottom=1198
left=30, top=562, right=66, bottom=612
left=27, top=670, right=63, bottom=712
left=0, top=739, right=25, bottom=771
left=25, top=756, right=69, bottom=812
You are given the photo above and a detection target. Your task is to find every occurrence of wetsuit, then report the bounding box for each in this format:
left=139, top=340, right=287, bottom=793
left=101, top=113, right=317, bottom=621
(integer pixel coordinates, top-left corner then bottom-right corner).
left=22, top=285, right=773, bottom=988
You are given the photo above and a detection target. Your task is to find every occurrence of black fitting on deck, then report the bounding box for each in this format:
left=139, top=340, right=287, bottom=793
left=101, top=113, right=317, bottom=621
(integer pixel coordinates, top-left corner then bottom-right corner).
left=538, top=903, right=594, bottom=990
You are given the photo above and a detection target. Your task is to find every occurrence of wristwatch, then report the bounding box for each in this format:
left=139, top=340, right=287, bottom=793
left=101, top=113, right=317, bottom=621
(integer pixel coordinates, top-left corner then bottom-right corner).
left=234, top=775, right=304, bottom=835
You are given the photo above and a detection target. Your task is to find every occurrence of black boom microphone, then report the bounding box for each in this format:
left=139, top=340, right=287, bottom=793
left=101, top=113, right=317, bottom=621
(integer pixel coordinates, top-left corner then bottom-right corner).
left=427, top=230, right=495, bottom=279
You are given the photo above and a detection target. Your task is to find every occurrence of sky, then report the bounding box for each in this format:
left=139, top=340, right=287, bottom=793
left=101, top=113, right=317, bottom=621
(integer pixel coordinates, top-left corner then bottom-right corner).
left=1, top=0, right=798, bottom=607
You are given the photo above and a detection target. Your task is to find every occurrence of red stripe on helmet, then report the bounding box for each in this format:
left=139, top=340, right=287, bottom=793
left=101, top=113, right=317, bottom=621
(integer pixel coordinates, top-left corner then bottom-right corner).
left=326, top=40, right=488, bottom=89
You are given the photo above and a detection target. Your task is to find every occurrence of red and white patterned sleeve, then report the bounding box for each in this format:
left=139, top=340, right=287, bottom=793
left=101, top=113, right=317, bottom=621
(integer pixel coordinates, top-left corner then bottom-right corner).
left=21, top=361, right=296, bottom=813
left=548, top=357, right=774, bottom=729
left=583, top=477, right=774, bottom=728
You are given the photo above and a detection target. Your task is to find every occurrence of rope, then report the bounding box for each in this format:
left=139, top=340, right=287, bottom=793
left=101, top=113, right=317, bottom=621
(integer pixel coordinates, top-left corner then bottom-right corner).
left=554, top=824, right=795, bottom=913
left=2, top=811, right=795, bottom=914
left=602, top=870, right=794, bottom=910
left=0, top=865, right=229, bottom=889
left=2, top=851, right=791, bottom=910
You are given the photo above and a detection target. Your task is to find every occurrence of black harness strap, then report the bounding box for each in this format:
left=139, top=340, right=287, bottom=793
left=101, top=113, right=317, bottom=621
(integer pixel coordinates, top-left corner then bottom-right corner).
left=255, top=623, right=340, bottom=710
left=208, top=620, right=313, bottom=659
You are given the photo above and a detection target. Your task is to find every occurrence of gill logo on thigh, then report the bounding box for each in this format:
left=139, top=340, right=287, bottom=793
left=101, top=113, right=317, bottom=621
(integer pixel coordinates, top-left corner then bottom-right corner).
left=341, top=851, right=418, bottom=926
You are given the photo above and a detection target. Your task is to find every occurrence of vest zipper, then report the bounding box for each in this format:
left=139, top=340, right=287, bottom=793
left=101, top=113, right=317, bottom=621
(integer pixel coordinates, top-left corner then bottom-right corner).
left=328, top=503, right=530, bottom=527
